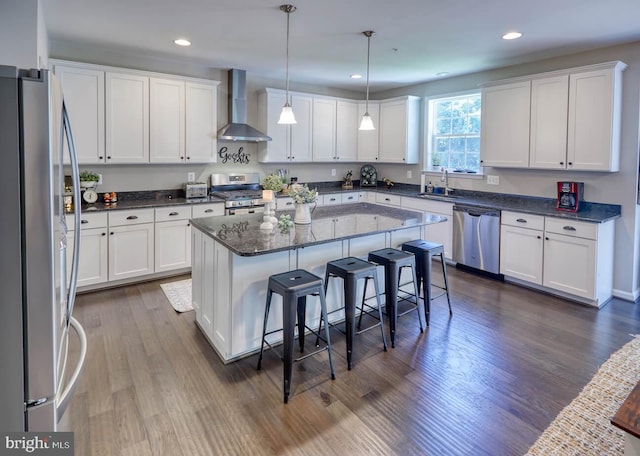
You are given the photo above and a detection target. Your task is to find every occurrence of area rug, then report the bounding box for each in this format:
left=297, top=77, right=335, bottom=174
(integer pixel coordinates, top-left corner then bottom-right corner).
left=526, top=335, right=640, bottom=456
left=160, top=279, right=193, bottom=312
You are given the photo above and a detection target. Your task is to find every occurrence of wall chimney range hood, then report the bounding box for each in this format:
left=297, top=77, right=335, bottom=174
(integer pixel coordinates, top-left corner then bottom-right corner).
left=217, top=69, right=271, bottom=142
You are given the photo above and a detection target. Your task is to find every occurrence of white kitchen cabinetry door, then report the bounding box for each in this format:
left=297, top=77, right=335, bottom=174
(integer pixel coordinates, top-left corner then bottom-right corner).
left=500, top=225, right=544, bottom=284
left=258, top=89, right=289, bottom=162
left=290, top=94, right=313, bottom=162
left=529, top=75, right=569, bottom=169
left=186, top=82, right=218, bottom=163
left=106, top=72, right=150, bottom=163
left=67, top=228, right=109, bottom=287
left=480, top=81, right=531, bottom=168
left=357, top=102, right=379, bottom=162
left=150, top=78, right=185, bottom=164
left=54, top=64, right=105, bottom=164
left=336, top=101, right=358, bottom=161
left=155, top=219, right=192, bottom=272
left=312, top=98, right=337, bottom=161
left=191, top=229, right=203, bottom=320
left=378, top=97, right=420, bottom=164
left=108, top=223, right=155, bottom=281
left=567, top=66, right=623, bottom=171
left=542, top=232, right=596, bottom=300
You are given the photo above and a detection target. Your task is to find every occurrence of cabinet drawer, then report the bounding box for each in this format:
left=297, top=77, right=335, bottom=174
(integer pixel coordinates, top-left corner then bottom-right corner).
left=544, top=217, right=597, bottom=240
left=342, top=192, right=359, bottom=204
left=323, top=194, right=342, bottom=205
left=376, top=193, right=401, bottom=206
left=66, top=212, right=108, bottom=230
left=108, top=208, right=155, bottom=226
left=155, top=206, right=191, bottom=222
left=192, top=203, right=224, bottom=218
left=276, top=197, right=295, bottom=211
left=502, top=211, right=545, bottom=230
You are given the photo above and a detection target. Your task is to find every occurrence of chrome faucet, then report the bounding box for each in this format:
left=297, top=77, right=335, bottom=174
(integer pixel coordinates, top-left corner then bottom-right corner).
left=441, top=167, right=450, bottom=195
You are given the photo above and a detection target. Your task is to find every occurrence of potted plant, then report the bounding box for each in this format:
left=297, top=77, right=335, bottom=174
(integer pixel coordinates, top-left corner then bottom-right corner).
left=261, top=173, right=286, bottom=193
left=289, top=183, right=319, bottom=224
left=79, top=170, right=100, bottom=188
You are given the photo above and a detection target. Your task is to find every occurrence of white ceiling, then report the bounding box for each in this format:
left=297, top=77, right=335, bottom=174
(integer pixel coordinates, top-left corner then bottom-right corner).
left=42, top=0, right=640, bottom=91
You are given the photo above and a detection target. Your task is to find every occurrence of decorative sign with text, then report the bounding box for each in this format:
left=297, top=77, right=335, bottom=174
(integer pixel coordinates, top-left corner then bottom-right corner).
left=218, top=146, right=250, bottom=164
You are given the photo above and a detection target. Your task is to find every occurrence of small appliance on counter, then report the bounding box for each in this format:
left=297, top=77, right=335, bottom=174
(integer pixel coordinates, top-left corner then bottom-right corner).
left=183, top=182, right=209, bottom=200
left=556, top=181, right=584, bottom=212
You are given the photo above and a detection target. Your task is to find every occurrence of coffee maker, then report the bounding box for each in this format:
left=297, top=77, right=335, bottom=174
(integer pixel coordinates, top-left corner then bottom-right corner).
left=556, top=181, right=584, bottom=212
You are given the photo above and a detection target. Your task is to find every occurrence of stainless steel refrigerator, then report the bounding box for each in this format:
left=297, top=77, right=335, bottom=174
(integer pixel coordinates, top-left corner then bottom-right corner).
left=0, top=66, right=87, bottom=431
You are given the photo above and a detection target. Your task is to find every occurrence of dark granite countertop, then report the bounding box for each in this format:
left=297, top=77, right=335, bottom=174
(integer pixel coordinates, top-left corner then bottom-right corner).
left=190, top=203, right=446, bottom=257
left=75, top=182, right=621, bottom=223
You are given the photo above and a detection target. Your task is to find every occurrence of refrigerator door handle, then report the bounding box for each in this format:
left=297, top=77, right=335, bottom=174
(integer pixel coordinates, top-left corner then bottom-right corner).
left=62, top=101, right=81, bottom=322
left=55, top=316, right=86, bottom=419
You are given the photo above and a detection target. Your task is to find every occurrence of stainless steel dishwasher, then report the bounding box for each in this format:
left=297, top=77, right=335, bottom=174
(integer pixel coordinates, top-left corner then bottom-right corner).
left=452, top=204, right=501, bottom=274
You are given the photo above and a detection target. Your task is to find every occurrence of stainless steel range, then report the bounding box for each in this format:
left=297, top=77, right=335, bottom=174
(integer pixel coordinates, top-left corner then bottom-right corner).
left=210, top=173, right=265, bottom=215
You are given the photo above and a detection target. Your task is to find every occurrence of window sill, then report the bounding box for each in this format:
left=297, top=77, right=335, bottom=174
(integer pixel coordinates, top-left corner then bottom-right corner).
left=422, top=170, right=484, bottom=180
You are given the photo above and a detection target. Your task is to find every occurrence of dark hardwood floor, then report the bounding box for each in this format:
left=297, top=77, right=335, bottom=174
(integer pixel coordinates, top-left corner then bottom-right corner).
left=64, top=266, right=640, bottom=455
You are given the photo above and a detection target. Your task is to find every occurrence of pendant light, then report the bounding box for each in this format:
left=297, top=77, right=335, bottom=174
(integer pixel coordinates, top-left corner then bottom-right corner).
left=278, top=4, right=297, bottom=124
left=359, top=30, right=375, bottom=131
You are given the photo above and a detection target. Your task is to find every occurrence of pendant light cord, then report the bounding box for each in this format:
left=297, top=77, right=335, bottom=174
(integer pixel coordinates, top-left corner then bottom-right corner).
left=365, top=31, right=371, bottom=113
left=281, top=5, right=296, bottom=105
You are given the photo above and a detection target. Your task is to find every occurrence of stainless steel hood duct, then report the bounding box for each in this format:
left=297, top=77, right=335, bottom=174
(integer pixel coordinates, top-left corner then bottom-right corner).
left=217, top=69, right=271, bottom=142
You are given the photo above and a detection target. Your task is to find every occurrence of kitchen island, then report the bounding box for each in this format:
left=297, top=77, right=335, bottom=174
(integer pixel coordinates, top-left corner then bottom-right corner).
left=190, top=203, right=446, bottom=363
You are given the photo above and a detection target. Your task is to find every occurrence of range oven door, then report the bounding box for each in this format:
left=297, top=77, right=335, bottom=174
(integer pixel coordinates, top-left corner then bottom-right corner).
left=226, top=206, right=265, bottom=216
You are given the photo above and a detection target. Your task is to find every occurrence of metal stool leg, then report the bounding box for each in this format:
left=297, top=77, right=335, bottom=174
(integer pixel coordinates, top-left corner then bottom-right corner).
left=410, top=263, right=424, bottom=333
left=440, top=252, right=453, bottom=316
left=318, top=290, right=336, bottom=380
left=257, top=289, right=273, bottom=371
left=282, top=295, right=297, bottom=404
left=371, top=272, right=387, bottom=352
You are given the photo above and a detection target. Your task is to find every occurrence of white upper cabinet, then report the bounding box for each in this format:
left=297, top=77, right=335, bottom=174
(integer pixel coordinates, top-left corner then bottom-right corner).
left=105, top=71, right=150, bottom=163
left=185, top=82, right=218, bottom=163
left=529, top=75, right=569, bottom=169
left=335, top=100, right=358, bottom=161
left=357, top=101, right=380, bottom=162
left=312, top=98, right=337, bottom=161
left=378, top=96, right=420, bottom=164
left=54, top=64, right=105, bottom=164
left=258, top=90, right=313, bottom=162
left=150, top=78, right=185, bottom=164
left=480, top=81, right=531, bottom=168
left=567, top=65, right=624, bottom=171
left=482, top=61, right=626, bottom=171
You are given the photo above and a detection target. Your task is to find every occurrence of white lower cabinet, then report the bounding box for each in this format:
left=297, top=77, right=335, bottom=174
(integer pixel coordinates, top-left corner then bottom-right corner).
left=108, top=209, right=155, bottom=281
left=66, top=213, right=109, bottom=287
left=155, top=207, right=192, bottom=272
left=500, top=211, right=614, bottom=306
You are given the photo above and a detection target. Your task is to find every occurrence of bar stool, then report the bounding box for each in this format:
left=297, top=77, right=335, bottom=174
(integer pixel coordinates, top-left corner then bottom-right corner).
left=316, top=257, right=387, bottom=370
left=402, top=240, right=452, bottom=326
left=257, top=269, right=335, bottom=403
left=367, top=248, right=423, bottom=348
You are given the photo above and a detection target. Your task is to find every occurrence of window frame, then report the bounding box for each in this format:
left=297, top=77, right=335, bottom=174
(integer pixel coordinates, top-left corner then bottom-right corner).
left=423, top=90, right=483, bottom=177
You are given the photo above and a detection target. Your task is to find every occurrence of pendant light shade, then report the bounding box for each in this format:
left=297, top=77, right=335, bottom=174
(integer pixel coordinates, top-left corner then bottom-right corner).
left=278, top=4, right=297, bottom=125
left=359, top=30, right=375, bottom=131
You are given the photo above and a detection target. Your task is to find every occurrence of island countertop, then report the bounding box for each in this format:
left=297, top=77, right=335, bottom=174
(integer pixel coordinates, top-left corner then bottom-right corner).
left=190, top=202, right=447, bottom=257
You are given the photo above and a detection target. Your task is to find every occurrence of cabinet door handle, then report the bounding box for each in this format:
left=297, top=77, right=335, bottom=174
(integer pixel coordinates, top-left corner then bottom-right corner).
left=545, top=236, right=549, bottom=240
left=563, top=226, right=577, bottom=231
left=568, top=162, right=573, bottom=166
left=110, top=232, right=114, bottom=235
left=537, top=235, right=541, bottom=239
left=102, top=232, right=106, bottom=236
left=169, top=212, right=179, bottom=216
left=126, top=215, right=138, bottom=220
left=99, top=156, right=104, bottom=160
left=187, top=223, right=191, bottom=227
left=516, top=218, right=527, bottom=223
left=385, top=198, right=391, bottom=202
left=560, top=161, right=564, bottom=165
left=204, top=209, right=214, bottom=213
left=107, top=156, right=111, bottom=160
left=80, top=219, right=89, bottom=224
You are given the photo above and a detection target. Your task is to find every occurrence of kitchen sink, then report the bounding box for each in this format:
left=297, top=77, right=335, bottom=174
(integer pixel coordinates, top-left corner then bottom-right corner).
left=418, top=193, right=460, bottom=200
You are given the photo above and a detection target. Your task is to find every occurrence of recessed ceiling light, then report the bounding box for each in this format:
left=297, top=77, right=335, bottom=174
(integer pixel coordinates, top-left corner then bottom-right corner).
left=502, top=32, right=522, bottom=40
left=174, top=38, right=192, bottom=46
left=436, top=72, right=449, bottom=77
left=350, top=74, right=363, bottom=79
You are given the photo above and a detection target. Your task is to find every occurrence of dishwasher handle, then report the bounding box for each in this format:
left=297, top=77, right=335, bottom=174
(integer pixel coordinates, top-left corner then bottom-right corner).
left=453, top=205, right=500, bottom=218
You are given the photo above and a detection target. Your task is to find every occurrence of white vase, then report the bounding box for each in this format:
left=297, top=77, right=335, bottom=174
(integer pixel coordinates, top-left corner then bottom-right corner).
left=294, top=203, right=312, bottom=224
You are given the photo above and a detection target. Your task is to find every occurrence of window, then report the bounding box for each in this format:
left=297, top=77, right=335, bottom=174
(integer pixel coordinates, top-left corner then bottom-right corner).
left=426, top=93, right=481, bottom=173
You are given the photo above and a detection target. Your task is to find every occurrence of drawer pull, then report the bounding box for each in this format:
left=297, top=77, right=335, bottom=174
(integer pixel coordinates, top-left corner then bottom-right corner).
left=80, top=219, right=89, bottom=224
left=385, top=198, right=391, bottom=202
left=330, top=198, right=336, bottom=202
left=563, top=226, right=577, bottom=231
left=347, top=196, right=354, bottom=200
left=126, top=215, right=138, bottom=220
left=204, top=209, right=214, bottom=213
left=169, top=212, right=179, bottom=216
left=286, top=201, right=293, bottom=206
left=516, top=218, right=527, bottom=223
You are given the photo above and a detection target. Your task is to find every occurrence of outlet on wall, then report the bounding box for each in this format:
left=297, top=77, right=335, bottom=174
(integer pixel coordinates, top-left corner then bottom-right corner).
left=187, top=172, right=195, bottom=183
left=331, top=169, right=336, bottom=177
left=407, top=170, right=412, bottom=179
left=97, top=173, right=102, bottom=185
left=487, top=175, right=500, bottom=185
